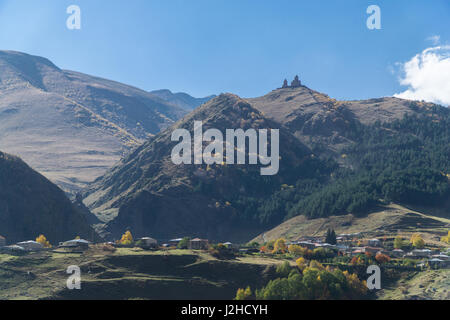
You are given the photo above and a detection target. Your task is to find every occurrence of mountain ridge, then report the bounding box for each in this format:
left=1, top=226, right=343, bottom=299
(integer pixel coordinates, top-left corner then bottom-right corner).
left=83, top=93, right=315, bottom=241
left=0, top=50, right=188, bottom=194
left=83, top=81, right=449, bottom=242
left=150, top=89, right=216, bottom=111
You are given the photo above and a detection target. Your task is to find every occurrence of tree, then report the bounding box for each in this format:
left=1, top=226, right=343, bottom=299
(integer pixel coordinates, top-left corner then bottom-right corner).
left=375, top=253, right=391, bottom=264
left=177, top=237, right=190, bottom=249
left=309, top=260, right=325, bottom=270
left=296, top=257, right=307, bottom=271
left=36, top=234, right=52, bottom=248
left=350, top=256, right=366, bottom=266
left=119, top=231, right=133, bottom=245
left=276, top=261, right=292, bottom=277
left=410, top=234, right=425, bottom=249
left=256, top=265, right=368, bottom=300
left=272, top=238, right=288, bottom=254
left=394, top=236, right=405, bottom=249
left=248, top=241, right=260, bottom=248
left=288, top=244, right=304, bottom=256
left=325, top=228, right=337, bottom=245
left=235, top=286, right=252, bottom=300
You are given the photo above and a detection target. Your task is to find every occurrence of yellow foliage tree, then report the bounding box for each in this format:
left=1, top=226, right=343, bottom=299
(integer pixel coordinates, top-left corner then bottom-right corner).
left=288, top=244, right=304, bottom=256
left=36, top=234, right=52, bottom=248
left=235, top=286, right=252, bottom=300
left=120, top=231, right=134, bottom=245
left=296, top=257, right=307, bottom=271
left=309, top=260, right=325, bottom=270
left=410, top=234, right=425, bottom=249
left=272, top=238, right=287, bottom=254
left=344, top=272, right=368, bottom=297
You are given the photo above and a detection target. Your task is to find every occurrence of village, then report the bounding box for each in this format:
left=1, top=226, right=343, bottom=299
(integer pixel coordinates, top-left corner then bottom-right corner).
left=1, top=228, right=449, bottom=271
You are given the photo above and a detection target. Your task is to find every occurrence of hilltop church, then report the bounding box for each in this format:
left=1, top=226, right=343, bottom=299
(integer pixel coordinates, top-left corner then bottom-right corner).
left=281, top=75, right=302, bottom=89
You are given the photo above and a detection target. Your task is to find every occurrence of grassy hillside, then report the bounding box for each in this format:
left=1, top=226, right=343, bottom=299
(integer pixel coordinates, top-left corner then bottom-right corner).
left=0, top=248, right=285, bottom=300
left=378, top=269, right=449, bottom=300
left=252, top=204, right=450, bottom=244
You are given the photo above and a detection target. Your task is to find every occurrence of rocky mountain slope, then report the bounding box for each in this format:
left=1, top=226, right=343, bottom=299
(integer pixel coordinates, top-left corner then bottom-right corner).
left=150, top=89, right=216, bottom=111
left=0, top=151, right=97, bottom=244
left=0, top=51, right=187, bottom=194
left=248, top=84, right=437, bottom=160
left=84, top=79, right=449, bottom=243
left=83, top=94, right=316, bottom=242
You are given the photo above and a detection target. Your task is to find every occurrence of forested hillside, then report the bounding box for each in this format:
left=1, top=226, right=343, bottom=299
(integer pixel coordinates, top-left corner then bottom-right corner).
left=257, top=104, right=450, bottom=222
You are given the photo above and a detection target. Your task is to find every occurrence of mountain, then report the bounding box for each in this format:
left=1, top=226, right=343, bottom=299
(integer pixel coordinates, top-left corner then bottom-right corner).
left=150, top=89, right=216, bottom=111
left=0, top=151, right=98, bottom=244
left=247, top=81, right=450, bottom=222
left=248, top=84, right=437, bottom=160
left=83, top=94, right=317, bottom=242
left=0, top=51, right=187, bottom=194
left=85, top=81, right=449, bottom=243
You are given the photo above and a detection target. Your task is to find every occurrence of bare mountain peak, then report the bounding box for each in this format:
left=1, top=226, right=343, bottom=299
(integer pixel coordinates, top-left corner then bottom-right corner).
left=150, top=88, right=216, bottom=111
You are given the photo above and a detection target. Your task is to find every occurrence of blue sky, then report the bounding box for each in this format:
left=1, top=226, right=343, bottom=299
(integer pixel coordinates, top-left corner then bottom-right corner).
left=0, top=0, right=449, bottom=102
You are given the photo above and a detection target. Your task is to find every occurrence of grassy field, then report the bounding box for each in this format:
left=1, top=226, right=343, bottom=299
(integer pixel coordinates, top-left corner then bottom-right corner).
left=0, top=247, right=288, bottom=300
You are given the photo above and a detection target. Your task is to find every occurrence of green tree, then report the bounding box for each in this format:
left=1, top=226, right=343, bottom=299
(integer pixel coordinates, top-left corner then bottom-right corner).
left=177, top=237, right=190, bottom=249
left=325, top=229, right=337, bottom=245
left=394, top=236, right=405, bottom=249
left=276, top=261, right=292, bottom=278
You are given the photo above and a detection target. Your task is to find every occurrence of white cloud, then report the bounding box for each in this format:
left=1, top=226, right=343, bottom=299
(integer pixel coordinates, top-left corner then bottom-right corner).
left=426, top=35, right=441, bottom=45
left=394, top=46, right=450, bottom=106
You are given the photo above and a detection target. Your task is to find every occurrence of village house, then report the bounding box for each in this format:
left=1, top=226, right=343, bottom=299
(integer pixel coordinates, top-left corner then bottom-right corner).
left=0, top=235, right=6, bottom=247
left=391, top=249, right=405, bottom=258
left=169, top=238, right=183, bottom=247
left=368, top=239, right=381, bottom=247
left=351, top=247, right=367, bottom=256
left=223, top=242, right=238, bottom=250
left=338, top=233, right=362, bottom=243
left=16, top=241, right=44, bottom=252
left=432, top=254, right=449, bottom=261
left=428, top=258, right=450, bottom=269
left=59, top=239, right=90, bottom=251
left=189, top=238, right=209, bottom=250
left=0, top=245, right=26, bottom=254
left=295, top=241, right=316, bottom=250
left=138, top=237, right=158, bottom=249
left=406, top=249, right=433, bottom=259
left=336, top=244, right=351, bottom=255
left=315, top=243, right=337, bottom=250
